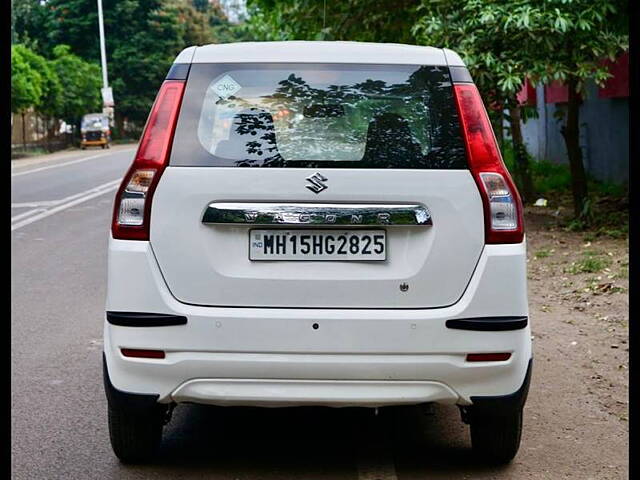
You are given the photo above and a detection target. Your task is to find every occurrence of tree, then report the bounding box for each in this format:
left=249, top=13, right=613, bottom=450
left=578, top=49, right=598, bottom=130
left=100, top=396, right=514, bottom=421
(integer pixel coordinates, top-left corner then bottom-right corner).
left=246, top=0, right=419, bottom=42
left=191, top=0, right=210, bottom=13
left=11, top=45, right=44, bottom=147
left=50, top=45, right=102, bottom=128
left=13, top=44, right=64, bottom=148
left=524, top=1, right=628, bottom=219
left=11, top=45, right=44, bottom=115
left=40, top=0, right=218, bottom=129
left=413, top=1, right=540, bottom=202
left=414, top=0, right=627, bottom=217
left=11, top=0, right=53, bottom=53
left=15, top=44, right=63, bottom=118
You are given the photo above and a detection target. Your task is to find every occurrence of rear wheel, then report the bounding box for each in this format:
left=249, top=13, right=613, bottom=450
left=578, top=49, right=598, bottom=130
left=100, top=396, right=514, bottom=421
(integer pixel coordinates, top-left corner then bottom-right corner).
left=469, top=407, right=523, bottom=464
left=107, top=399, right=166, bottom=463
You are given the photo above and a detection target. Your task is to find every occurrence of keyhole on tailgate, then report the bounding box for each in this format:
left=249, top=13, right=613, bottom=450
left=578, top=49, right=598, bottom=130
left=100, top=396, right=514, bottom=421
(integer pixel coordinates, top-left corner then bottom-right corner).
left=400, top=283, right=409, bottom=292
left=312, top=323, right=319, bottom=330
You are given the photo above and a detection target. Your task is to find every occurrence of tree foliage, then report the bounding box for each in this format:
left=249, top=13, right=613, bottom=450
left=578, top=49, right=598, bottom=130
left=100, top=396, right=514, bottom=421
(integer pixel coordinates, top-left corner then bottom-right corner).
left=11, top=44, right=44, bottom=114
left=18, top=44, right=64, bottom=118
left=246, top=0, right=419, bottom=42
left=413, top=0, right=627, bottom=214
left=50, top=44, right=102, bottom=125
left=12, top=0, right=243, bottom=125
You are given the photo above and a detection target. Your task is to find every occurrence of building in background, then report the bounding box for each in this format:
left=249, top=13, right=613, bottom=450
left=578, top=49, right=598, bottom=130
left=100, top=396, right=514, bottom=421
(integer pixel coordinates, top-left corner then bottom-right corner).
left=514, top=52, right=628, bottom=185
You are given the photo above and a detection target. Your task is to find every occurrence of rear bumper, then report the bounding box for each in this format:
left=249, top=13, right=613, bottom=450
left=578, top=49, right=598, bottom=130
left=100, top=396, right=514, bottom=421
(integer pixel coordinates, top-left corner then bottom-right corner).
left=82, top=139, right=107, bottom=146
left=105, top=238, right=531, bottom=407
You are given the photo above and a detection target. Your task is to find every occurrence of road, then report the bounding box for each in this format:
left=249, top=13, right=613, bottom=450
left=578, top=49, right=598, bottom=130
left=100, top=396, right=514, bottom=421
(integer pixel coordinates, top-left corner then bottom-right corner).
left=11, top=147, right=628, bottom=479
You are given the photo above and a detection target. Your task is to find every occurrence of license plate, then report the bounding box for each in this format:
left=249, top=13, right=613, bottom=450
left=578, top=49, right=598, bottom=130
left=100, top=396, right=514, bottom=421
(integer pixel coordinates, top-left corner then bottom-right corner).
left=249, top=229, right=386, bottom=261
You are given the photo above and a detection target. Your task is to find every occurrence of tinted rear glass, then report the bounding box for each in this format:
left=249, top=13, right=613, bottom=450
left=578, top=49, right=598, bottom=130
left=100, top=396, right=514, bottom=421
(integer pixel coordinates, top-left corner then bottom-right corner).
left=171, top=63, right=467, bottom=169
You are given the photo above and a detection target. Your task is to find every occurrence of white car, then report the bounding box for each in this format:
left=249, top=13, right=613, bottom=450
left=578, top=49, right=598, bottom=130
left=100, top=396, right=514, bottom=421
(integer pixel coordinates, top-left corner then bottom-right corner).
left=104, top=41, right=531, bottom=464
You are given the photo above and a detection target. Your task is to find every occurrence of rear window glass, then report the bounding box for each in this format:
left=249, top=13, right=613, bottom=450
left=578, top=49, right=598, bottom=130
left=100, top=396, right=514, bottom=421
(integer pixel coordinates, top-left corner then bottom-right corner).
left=170, top=63, right=467, bottom=169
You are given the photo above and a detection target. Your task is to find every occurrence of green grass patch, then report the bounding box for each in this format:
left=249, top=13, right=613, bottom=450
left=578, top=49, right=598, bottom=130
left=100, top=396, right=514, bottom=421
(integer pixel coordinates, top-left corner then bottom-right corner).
left=614, top=265, right=628, bottom=279
left=502, top=143, right=627, bottom=200
left=534, top=249, right=553, bottom=259
left=566, top=254, right=611, bottom=274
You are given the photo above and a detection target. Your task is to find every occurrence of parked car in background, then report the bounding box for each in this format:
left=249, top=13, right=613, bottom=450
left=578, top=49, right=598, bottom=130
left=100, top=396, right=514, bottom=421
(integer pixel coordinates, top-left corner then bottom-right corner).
left=104, top=41, right=531, bottom=465
left=81, top=113, right=111, bottom=149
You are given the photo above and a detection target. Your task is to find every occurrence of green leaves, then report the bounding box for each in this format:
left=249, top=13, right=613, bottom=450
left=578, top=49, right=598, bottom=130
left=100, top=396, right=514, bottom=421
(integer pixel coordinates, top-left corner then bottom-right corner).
left=13, top=0, right=237, bottom=126
left=11, top=41, right=99, bottom=126
left=246, top=0, right=420, bottom=44
left=11, top=44, right=44, bottom=114
left=50, top=44, right=102, bottom=124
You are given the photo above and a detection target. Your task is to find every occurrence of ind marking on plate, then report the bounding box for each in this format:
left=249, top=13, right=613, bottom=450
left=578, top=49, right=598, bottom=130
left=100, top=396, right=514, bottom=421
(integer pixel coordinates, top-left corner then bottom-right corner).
left=211, top=75, right=242, bottom=99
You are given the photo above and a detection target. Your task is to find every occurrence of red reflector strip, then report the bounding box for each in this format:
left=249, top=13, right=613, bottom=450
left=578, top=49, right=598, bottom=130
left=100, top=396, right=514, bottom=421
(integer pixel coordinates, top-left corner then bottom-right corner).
left=466, top=353, right=511, bottom=362
left=121, top=348, right=165, bottom=359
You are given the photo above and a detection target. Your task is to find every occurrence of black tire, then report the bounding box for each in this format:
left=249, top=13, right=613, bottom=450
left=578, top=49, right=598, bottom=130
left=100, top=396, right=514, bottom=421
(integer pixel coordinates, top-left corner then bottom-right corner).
left=107, top=399, right=165, bottom=463
left=470, top=408, right=523, bottom=464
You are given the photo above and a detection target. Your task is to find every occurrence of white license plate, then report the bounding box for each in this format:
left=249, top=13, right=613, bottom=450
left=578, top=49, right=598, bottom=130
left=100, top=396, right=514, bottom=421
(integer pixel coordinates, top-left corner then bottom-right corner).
left=249, top=229, right=386, bottom=261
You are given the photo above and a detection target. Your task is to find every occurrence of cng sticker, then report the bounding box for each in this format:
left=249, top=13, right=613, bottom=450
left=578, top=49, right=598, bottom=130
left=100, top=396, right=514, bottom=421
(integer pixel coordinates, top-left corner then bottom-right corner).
left=211, top=75, right=242, bottom=99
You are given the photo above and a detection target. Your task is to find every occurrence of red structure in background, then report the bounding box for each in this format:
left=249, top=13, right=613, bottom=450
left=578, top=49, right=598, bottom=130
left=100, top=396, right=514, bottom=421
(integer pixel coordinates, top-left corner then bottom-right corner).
left=516, top=79, right=537, bottom=106
left=598, top=51, right=629, bottom=98
left=540, top=52, right=629, bottom=103
left=544, top=81, right=569, bottom=103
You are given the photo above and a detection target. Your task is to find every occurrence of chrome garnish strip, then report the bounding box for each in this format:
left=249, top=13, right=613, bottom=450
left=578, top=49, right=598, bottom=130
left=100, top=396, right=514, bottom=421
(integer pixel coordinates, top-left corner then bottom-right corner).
left=202, top=203, right=432, bottom=226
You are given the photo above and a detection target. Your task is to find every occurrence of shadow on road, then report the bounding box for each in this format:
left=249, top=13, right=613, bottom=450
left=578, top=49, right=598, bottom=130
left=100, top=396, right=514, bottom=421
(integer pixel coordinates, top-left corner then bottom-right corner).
left=119, top=403, right=514, bottom=479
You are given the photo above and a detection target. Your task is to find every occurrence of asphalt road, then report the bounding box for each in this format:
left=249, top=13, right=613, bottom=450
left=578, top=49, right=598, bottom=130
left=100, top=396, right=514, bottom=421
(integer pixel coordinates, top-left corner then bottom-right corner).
left=11, top=146, right=627, bottom=479
left=8, top=145, right=499, bottom=480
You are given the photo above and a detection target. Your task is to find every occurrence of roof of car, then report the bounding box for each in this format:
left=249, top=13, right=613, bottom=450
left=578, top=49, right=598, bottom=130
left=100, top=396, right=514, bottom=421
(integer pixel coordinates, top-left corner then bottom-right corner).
left=174, top=41, right=464, bottom=67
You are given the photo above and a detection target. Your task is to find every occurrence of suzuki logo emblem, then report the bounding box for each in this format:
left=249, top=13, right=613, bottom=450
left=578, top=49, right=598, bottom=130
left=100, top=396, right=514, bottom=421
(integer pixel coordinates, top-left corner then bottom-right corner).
left=305, top=172, right=328, bottom=194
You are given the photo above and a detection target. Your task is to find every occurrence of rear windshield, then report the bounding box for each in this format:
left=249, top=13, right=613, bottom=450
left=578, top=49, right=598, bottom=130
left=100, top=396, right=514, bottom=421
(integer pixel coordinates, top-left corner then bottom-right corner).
left=170, top=63, right=467, bottom=169
left=82, top=115, right=107, bottom=130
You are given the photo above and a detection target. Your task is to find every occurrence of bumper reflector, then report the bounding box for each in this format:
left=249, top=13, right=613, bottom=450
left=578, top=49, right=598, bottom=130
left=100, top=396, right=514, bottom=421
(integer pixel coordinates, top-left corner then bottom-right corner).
left=121, top=348, right=165, bottom=359
left=466, top=353, right=511, bottom=362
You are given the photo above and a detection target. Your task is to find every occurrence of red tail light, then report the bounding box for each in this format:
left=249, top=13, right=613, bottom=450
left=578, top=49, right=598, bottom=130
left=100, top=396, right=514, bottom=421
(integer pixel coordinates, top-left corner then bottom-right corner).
left=453, top=84, right=524, bottom=244
left=112, top=80, right=185, bottom=240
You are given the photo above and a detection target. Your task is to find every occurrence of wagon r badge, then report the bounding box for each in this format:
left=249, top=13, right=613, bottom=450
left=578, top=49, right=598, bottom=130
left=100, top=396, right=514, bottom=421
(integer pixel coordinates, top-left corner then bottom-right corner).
left=305, top=173, right=328, bottom=194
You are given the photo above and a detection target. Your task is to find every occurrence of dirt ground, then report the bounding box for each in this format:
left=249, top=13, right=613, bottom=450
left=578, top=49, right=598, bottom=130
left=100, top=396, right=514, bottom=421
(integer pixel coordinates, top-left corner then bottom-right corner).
left=510, top=204, right=629, bottom=478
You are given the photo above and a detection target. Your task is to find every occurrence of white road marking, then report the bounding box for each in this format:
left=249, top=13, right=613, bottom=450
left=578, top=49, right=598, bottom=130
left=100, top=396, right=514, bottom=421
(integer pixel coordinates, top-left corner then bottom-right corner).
left=11, top=208, right=47, bottom=222
left=11, top=178, right=121, bottom=209
left=11, top=179, right=121, bottom=231
left=11, top=148, right=135, bottom=177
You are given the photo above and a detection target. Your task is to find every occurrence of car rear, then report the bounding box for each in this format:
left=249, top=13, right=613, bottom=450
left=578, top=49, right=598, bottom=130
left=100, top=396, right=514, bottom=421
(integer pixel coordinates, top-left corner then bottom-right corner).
left=103, top=41, right=531, bottom=464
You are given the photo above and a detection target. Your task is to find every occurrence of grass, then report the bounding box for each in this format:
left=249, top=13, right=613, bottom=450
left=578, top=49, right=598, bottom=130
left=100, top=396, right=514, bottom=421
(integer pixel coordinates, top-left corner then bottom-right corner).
left=534, top=249, right=553, bottom=259
left=616, top=265, right=628, bottom=279
left=11, top=147, right=49, bottom=159
left=566, top=252, right=611, bottom=274
left=501, top=143, right=628, bottom=238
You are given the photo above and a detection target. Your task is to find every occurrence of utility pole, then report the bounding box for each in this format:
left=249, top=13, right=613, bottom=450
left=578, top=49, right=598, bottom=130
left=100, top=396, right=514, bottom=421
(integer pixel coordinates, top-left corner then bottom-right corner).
left=97, top=0, right=114, bottom=123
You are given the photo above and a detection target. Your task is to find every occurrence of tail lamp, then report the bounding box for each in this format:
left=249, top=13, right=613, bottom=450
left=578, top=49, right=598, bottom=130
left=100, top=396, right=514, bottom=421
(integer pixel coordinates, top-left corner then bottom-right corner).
left=112, top=80, right=185, bottom=240
left=453, top=84, right=524, bottom=244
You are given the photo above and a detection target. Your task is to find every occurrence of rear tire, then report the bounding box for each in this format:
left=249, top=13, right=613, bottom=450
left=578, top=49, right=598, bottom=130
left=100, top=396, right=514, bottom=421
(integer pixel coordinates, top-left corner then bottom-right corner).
left=470, top=407, right=523, bottom=464
left=107, top=399, right=165, bottom=463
